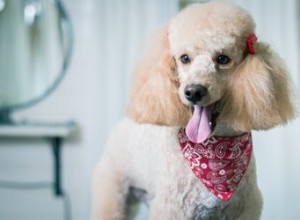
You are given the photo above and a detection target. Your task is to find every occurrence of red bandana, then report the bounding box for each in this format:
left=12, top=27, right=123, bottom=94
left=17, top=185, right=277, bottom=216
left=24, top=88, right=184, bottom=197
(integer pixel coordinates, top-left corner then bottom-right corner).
left=178, top=128, right=253, bottom=201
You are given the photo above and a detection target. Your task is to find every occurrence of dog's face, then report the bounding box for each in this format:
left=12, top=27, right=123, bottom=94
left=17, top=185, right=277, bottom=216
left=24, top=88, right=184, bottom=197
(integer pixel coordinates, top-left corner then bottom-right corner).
left=174, top=40, right=244, bottom=108
left=169, top=2, right=254, bottom=109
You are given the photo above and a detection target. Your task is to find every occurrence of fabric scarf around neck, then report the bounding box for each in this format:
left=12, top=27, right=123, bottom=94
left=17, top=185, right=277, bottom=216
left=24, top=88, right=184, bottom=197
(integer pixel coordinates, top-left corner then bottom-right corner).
left=178, top=128, right=253, bottom=201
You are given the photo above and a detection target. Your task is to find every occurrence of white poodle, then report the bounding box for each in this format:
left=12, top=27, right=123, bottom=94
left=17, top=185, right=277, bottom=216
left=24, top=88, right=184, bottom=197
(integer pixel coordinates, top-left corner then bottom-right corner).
left=91, top=2, right=295, bottom=219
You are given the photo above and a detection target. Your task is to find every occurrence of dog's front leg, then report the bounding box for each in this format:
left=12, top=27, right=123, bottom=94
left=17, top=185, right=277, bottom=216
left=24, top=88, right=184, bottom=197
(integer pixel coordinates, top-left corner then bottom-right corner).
left=91, top=161, right=128, bottom=220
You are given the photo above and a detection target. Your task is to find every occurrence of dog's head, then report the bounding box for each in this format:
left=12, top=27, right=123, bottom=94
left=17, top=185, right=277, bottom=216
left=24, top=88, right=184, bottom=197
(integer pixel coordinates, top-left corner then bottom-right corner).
left=128, top=2, right=295, bottom=133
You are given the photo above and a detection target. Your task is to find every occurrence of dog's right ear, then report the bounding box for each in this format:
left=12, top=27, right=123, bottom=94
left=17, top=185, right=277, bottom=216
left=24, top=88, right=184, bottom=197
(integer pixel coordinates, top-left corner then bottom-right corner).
left=127, top=26, right=190, bottom=126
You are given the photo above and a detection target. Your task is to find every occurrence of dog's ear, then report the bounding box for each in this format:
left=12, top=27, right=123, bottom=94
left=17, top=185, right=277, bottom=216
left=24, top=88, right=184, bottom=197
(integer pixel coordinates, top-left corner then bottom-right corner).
left=127, top=26, right=190, bottom=126
left=223, top=42, right=295, bottom=131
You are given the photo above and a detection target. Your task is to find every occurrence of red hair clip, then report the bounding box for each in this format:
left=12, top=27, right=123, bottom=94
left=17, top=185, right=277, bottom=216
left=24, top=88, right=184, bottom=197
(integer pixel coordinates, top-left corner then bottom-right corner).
left=246, top=33, right=258, bottom=55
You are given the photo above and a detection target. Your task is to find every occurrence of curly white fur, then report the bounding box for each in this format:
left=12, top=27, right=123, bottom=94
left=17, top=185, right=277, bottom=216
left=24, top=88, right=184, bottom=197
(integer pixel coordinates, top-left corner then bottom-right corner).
left=91, top=1, right=294, bottom=220
left=92, top=118, right=262, bottom=219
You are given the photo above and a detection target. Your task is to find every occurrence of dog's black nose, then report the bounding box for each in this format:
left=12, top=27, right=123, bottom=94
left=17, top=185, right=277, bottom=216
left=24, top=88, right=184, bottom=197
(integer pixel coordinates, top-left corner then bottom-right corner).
left=184, top=84, right=207, bottom=103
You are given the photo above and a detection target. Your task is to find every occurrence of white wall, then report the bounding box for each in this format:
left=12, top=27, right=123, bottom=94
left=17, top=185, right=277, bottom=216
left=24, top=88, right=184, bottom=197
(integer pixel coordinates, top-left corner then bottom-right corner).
left=0, top=0, right=299, bottom=220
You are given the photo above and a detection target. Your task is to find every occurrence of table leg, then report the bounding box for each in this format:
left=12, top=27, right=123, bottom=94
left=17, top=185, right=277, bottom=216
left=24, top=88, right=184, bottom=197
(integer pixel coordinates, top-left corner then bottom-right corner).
left=51, top=137, right=63, bottom=196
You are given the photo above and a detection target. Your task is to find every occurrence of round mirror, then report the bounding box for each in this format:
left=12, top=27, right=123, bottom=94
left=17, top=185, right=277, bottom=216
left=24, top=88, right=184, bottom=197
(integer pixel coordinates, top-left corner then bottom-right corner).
left=0, top=0, right=73, bottom=122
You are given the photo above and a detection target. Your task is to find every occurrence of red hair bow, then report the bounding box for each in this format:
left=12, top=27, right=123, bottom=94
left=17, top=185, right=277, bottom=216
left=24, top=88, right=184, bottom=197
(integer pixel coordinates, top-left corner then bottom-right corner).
left=246, top=33, right=258, bottom=55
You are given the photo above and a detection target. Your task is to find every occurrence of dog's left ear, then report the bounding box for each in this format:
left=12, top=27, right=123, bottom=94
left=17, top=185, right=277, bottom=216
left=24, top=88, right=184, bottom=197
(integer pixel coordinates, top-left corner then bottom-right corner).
left=127, top=26, right=190, bottom=126
left=224, top=42, right=295, bottom=131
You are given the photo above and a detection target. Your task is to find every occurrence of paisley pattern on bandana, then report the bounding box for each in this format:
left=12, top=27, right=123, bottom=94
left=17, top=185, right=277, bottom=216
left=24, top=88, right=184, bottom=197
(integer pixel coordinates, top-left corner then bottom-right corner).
left=178, top=128, right=253, bottom=201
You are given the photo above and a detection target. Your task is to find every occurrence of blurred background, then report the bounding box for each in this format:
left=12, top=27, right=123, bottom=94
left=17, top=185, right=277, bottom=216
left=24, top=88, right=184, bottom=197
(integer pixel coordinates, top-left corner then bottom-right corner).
left=0, top=0, right=299, bottom=219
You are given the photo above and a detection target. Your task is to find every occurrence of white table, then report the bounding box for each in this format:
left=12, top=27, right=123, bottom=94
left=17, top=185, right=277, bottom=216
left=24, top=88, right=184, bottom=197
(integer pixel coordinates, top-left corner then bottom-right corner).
left=0, top=122, right=77, bottom=196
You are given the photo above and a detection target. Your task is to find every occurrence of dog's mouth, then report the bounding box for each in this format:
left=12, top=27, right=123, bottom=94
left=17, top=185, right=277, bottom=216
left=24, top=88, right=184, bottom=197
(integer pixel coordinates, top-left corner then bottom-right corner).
left=185, top=103, right=220, bottom=143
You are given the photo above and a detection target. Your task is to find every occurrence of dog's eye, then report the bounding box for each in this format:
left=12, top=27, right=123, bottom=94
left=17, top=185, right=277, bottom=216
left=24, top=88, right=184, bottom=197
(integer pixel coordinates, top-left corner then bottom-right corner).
left=180, top=54, right=191, bottom=64
left=216, top=55, right=231, bottom=65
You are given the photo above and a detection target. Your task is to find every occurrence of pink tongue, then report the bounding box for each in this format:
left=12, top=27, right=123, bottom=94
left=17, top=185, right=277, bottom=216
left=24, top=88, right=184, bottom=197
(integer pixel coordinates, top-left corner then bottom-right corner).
left=186, top=105, right=213, bottom=143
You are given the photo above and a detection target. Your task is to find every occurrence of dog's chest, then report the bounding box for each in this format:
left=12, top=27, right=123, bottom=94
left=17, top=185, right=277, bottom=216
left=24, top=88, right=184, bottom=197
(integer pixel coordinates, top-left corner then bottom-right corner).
left=130, top=132, right=231, bottom=218
left=120, top=119, right=251, bottom=219
left=163, top=141, right=232, bottom=219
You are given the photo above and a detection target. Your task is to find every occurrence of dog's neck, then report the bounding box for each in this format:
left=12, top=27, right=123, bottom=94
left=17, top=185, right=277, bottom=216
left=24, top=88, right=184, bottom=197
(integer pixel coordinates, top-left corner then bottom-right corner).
left=212, top=120, right=244, bottom=137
